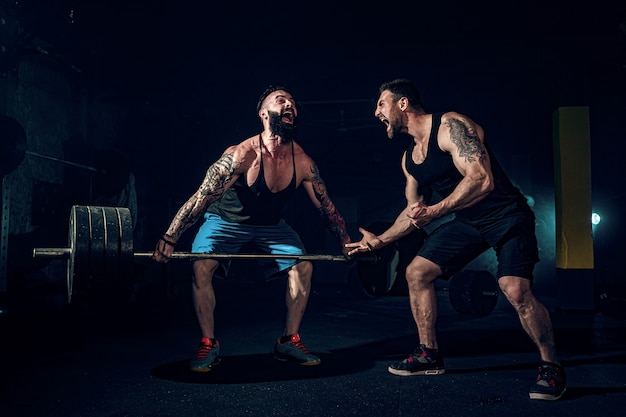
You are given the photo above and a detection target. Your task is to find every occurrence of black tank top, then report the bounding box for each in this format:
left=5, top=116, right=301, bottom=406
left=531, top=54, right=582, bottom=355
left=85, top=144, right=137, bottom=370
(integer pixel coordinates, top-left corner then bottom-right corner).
left=207, top=135, right=297, bottom=225
left=404, top=113, right=530, bottom=222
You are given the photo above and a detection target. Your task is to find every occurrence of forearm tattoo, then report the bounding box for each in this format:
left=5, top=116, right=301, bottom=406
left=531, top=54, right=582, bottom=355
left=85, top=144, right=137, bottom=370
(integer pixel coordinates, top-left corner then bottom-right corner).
left=446, top=118, right=487, bottom=163
left=167, top=152, right=238, bottom=239
left=310, top=164, right=349, bottom=244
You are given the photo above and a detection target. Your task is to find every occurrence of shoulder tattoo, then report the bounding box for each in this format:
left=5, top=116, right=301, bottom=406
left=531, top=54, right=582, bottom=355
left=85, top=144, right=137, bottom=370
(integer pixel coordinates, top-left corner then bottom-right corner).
left=200, top=152, right=238, bottom=197
left=445, top=118, right=487, bottom=163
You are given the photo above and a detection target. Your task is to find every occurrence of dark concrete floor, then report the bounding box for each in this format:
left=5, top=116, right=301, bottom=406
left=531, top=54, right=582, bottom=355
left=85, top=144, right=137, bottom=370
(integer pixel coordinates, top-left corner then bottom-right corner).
left=1, top=260, right=625, bottom=417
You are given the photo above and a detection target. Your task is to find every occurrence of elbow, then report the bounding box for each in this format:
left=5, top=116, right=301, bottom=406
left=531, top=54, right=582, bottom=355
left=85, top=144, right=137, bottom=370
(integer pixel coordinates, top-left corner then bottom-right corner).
left=483, top=176, right=495, bottom=194
left=472, top=172, right=494, bottom=197
left=483, top=176, right=496, bottom=194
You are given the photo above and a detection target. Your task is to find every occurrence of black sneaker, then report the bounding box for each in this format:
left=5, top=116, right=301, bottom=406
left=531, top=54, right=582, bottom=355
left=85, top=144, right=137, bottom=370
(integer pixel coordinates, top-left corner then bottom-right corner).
left=189, top=337, right=221, bottom=373
left=529, top=361, right=566, bottom=400
left=388, top=344, right=445, bottom=376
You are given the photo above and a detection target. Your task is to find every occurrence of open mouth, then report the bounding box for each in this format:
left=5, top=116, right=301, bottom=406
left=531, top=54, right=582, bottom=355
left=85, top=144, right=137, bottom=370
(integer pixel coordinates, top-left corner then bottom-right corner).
left=282, top=111, right=294, bottom=124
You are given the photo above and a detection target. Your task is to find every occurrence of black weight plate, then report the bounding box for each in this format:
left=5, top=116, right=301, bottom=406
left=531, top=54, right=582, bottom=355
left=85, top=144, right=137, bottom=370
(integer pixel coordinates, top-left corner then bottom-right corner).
left=387, top=227, right=428, bottom=296
left=102, top=206, right=121, bottom=285
left=67, top=205, right=90, bottom=302
left=116, top=207, right=135, bottom=282
left=356, top=222, right=398, bottom=296
left=448, top=270, right=499, bottom=316
left=87, top=206, right=106, bottom=285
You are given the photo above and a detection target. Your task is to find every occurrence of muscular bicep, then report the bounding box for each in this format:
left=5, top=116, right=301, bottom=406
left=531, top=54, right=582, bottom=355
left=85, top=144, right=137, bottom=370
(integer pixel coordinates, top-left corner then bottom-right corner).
left=198, top=151, right=240, bottom=199
left=186, top=151, right=241, bottom=216
left=165, top=150, right=242, bottom=239
left=301, top=160, right=326, bottom=208
left=442, top=115, right=491, bottom=177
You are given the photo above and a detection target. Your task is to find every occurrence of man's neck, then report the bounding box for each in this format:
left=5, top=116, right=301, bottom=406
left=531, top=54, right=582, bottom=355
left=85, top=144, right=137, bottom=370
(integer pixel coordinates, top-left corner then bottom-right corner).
left=408, top=112, right=432, bottom=143
left=261, top=130, right=286, bottom=155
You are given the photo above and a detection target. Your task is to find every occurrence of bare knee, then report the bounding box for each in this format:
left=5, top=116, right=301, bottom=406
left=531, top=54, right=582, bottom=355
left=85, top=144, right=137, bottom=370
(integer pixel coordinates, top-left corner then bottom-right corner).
left=289, top=261, right=313, bottom=283
left=405, top=257, right=441, bottom=287
left=498, top=276, right=533, bottom=307
left=286, top=261, right=313, bottom=299
left=192, top=260, right=219, bottom=288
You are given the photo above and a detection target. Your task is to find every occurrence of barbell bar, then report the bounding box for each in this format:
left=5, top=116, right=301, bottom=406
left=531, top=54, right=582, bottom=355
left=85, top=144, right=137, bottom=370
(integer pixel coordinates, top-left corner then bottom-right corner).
left=33, top=248, right=354, bottom=263
left=32, top=205, right=499, bottom=315
left=32, top=205, right=376, bottom=303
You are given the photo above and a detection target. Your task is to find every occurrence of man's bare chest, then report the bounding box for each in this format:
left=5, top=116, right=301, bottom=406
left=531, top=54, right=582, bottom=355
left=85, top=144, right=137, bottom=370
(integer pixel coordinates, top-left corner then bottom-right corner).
left=244, top=155, right=294, bottom=192
left=411, top=140, right=429, bottom=165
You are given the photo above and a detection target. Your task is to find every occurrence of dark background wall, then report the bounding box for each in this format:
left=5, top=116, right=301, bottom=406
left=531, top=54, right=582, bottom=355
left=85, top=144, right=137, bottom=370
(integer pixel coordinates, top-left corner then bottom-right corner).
left=1, top=0, right=625, bottom=308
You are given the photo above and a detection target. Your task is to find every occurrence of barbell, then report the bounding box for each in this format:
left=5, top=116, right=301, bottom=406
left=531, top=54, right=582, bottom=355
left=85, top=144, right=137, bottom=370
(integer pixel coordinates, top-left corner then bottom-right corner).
left=32, top=205, right=374, bottom=303
left=32, top=205, right=499, bottom=315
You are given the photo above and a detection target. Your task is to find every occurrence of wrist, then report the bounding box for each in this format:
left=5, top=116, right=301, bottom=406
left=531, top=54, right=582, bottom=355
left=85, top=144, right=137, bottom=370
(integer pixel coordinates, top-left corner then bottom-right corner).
left=161, top=235, right=176, bottom=247
left=374, top=235, right=386, bottom=246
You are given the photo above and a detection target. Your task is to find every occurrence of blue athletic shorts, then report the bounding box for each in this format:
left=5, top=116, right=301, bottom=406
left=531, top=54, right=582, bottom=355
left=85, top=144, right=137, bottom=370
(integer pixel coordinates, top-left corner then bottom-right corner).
left=191, top=213, right=307, bottom=279
left=418, top=212, right=539, bottom=281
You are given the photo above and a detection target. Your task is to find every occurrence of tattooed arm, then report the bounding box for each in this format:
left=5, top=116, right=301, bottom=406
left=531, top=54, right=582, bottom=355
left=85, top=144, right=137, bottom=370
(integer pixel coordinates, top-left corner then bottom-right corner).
left=153, top=149, right=241, bottom=261
left=409, top=112, right=494, bottom=227
left=301, top=158, right=351, bottom=252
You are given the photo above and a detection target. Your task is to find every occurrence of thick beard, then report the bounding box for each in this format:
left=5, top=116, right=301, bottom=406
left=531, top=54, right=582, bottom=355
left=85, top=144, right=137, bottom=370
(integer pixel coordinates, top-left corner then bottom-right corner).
left=269, top=111, right=298, bottom=143
left=388, top=120, right=403, bottom=139
left=386, top=107, right=404, bottom=139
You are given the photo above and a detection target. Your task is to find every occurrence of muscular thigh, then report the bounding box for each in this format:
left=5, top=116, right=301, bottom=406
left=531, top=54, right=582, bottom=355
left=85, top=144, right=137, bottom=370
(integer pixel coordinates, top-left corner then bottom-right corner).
left=487, top=216, right=539, bottom=280
left=191, top=213, right=254, bottom=278
left=417, top=220, right=490, bottom=279
left=251, top=219, right=307, bottom=277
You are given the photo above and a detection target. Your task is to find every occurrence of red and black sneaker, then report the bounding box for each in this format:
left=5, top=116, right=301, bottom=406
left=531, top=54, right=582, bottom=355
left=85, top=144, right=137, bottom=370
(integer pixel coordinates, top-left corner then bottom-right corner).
left=529, top=361, right=566, bottom=400
left=273, top=334, right=321, bottom=365
left=388, top=344, right=445, bottom=376
left=189, top=337, right=221, bottom=373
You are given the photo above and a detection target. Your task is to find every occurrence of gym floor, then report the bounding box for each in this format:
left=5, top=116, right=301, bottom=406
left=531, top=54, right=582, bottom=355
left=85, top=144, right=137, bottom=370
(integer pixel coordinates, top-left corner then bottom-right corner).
left=1, top=260, right=625, bottom=417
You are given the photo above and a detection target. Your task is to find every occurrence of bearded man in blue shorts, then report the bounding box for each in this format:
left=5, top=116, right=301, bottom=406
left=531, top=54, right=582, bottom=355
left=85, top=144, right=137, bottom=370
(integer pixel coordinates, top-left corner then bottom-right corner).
left=153, top=84, right=351, bottom=372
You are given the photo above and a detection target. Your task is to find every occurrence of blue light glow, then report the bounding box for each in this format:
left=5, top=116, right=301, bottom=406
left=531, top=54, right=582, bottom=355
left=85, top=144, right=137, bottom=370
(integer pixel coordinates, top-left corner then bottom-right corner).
left=591, top=212, right=601, bottom=225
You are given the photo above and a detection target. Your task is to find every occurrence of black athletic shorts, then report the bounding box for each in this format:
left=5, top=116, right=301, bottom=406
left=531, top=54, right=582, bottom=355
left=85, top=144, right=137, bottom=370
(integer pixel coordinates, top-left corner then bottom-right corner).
left=417, top=211, right=539, bottom=281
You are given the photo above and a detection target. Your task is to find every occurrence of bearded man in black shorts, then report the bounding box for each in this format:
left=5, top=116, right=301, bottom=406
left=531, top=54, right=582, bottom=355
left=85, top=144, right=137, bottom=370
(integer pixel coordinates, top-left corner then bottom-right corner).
left=346, top=78, right=566, bottom=401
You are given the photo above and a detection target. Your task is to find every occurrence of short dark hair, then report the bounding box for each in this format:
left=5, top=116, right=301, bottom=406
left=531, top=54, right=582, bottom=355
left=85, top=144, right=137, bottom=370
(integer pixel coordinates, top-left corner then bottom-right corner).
left=379, top=79, right=423, bottom=110
left=256, top=84, right=292, bottom=114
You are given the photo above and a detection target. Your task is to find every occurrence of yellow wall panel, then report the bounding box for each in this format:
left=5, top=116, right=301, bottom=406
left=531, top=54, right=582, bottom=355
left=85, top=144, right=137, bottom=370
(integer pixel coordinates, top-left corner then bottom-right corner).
left=552, top=106, right=594, bottom=269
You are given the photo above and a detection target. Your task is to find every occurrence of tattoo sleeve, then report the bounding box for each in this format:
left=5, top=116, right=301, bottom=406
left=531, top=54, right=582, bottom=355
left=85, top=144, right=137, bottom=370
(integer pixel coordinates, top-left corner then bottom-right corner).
left=446, top=118, right=487, bottom=163
left=310, top=164, right=350, bottom=245
left=199, top=153, right=237, bottom=198
left=166, top=152, right=238, bottom=240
